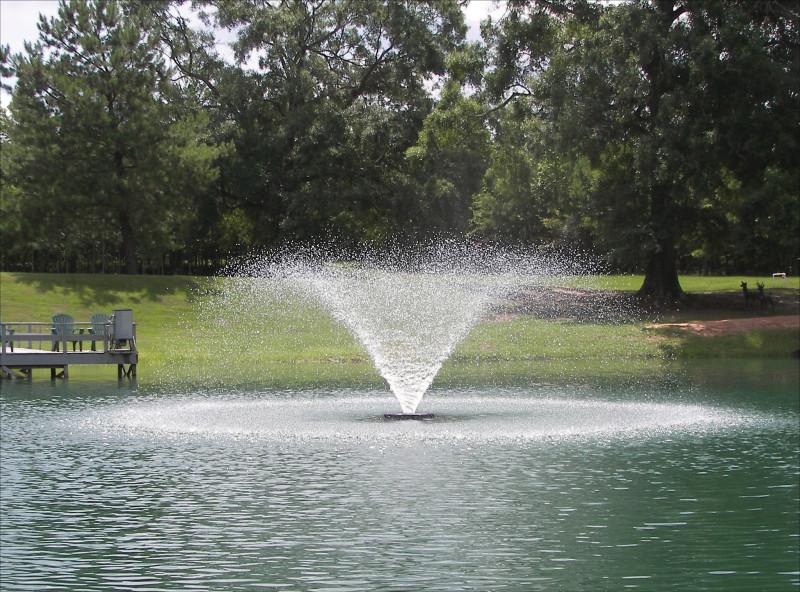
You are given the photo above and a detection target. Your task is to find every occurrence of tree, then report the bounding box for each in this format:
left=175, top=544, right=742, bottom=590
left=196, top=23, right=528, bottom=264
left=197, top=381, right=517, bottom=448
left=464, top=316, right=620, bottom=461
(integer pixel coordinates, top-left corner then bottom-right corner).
left=8, top=0, right=223, bottom=273
left=471, top=100, right=599, bottom=249
left=482, top=0, right=799, bottom=302
left=406, top=81, right=491, bottom=234
left=203, top=0, right=466, bottom=246
left=0, top=108, right=28, bottom=270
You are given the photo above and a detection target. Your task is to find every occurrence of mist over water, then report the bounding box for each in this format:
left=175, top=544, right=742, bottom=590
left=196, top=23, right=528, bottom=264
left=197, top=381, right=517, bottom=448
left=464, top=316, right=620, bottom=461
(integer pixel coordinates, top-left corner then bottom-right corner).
left=220, top=243, right=596, bottom=413
left=93, top=389, right=777, bottom=444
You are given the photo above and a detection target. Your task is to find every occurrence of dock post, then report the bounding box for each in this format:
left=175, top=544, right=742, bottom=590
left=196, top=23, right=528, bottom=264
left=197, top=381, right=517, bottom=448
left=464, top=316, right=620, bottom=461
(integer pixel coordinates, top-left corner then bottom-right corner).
left=116, top=364, right=136, bottom=379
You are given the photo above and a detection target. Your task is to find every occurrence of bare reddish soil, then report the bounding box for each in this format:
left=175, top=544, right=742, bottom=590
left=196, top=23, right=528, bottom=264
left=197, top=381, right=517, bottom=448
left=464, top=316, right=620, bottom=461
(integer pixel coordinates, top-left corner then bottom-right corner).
left=645, top=315, right=799, bottom=337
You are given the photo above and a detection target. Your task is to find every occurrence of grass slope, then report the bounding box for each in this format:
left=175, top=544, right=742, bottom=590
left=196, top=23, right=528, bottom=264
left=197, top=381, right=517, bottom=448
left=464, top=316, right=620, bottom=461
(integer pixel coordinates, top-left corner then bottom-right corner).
left=573, top=274, right=798, bottom=292
left=1, top=272, right=797, bottom=386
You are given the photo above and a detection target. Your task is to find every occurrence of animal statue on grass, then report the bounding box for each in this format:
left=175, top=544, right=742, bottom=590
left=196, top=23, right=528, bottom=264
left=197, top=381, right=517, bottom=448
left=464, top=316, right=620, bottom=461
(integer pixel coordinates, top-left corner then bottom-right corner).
left=740, top=282, right=759, bottom=308
left=756, top=282, right=775, bottom=312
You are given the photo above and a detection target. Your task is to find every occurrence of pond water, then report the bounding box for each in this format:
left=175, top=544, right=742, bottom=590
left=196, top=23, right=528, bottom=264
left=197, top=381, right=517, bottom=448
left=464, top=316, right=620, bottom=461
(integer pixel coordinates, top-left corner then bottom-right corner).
left=1, top=360, right=798, bottom=591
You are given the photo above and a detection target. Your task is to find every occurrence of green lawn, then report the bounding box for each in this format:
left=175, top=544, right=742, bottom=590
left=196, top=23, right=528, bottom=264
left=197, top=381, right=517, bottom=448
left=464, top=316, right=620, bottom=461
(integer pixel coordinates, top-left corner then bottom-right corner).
left=1, top=272, right=797, bottom=386
left=567, top=273, right=800, bottom=292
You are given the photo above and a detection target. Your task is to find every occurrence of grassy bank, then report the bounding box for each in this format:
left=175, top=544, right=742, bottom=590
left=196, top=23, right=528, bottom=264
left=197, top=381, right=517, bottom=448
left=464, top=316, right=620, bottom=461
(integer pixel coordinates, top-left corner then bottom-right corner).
left=1, top=272, right=797, bottom=387
left=570, top=274, right=799, bottom=292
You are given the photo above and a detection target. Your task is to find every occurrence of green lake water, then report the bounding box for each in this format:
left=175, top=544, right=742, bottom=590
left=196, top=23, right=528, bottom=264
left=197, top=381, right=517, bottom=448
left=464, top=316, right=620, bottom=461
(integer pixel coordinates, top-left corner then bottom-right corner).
left=1, top=360, right=798, bottom=591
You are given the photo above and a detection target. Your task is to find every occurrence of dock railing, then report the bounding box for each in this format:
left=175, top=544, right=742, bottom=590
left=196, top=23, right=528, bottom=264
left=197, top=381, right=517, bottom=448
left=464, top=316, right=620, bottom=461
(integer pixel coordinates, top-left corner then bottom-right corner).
left=1, top=316, right=137, bottom=380
left=0, top=321, right=137, bottom=354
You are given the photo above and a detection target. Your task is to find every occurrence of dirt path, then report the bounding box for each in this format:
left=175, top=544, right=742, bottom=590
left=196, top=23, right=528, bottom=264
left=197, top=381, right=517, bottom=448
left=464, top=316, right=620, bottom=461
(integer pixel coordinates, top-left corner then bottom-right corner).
left=645, top=315, right=799, bottom=337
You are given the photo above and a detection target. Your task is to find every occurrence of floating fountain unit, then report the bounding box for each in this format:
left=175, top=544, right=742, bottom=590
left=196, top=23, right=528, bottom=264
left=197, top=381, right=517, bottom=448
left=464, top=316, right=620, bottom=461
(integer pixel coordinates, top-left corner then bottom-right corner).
left=383, top=412, right=435, bottom=420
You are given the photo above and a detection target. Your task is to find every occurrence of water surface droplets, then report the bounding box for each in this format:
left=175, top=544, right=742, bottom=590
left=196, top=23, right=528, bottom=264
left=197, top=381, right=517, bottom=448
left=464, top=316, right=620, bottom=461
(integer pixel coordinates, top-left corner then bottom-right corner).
left=91, top=389, right=770, bottom=444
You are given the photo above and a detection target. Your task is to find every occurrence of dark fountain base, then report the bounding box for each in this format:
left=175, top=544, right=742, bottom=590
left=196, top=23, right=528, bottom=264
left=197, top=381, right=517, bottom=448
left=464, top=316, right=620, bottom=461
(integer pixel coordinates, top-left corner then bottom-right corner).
left=384, top=413, right=435, bottom=420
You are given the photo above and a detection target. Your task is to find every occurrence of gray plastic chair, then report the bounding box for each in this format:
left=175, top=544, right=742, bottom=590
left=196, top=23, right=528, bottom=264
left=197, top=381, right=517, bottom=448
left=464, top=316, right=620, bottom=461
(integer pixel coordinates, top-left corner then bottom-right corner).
left=88, top=313, right=111, bottom=351
left=52, top=313, right=78, bottom=351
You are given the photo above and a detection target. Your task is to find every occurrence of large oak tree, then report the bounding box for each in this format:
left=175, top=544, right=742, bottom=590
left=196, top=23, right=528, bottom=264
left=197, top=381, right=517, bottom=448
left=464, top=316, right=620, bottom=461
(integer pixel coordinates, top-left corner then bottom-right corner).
left=480, top=0, right=799, bottom=302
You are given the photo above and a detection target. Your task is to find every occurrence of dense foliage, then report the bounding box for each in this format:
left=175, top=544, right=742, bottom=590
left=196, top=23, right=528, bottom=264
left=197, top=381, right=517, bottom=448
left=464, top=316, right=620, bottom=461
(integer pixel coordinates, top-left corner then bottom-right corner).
left=1, top=0, right=797, bottom=300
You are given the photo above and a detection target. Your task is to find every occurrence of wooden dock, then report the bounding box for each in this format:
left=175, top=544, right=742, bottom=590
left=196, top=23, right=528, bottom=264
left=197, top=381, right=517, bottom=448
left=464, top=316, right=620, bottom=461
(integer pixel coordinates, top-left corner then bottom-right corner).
left=1, top=316, right=137, bottom=380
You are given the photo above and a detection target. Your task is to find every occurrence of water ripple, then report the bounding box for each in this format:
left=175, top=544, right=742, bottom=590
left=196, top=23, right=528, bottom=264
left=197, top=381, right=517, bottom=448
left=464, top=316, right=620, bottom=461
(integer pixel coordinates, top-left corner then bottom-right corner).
left=1, top=386, right=797, bottom=591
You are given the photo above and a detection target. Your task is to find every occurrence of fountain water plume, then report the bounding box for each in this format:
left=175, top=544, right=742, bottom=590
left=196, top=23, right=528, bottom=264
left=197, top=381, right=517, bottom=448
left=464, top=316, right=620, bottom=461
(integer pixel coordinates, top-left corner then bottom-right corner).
left=221, top=242, right=594, bottom=414
left=298, top=267, right=499, bottom=413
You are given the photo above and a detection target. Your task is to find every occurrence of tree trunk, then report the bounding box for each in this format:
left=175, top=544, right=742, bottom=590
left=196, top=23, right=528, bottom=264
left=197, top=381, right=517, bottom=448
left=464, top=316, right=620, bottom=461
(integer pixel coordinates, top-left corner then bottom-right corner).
left=638, top=184, right=685, bottom=304
left=638, top=241, right=684, bottom=304
left=118, top=209, right=138, bottom=275
left=113, top=144, right=138, bottom=275
left=635, top=4, right=686, bottom=306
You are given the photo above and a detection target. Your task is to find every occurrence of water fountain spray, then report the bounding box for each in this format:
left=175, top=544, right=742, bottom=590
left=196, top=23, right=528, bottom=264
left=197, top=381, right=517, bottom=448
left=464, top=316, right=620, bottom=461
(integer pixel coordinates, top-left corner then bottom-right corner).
left=222, top=242, right=587, bottom=417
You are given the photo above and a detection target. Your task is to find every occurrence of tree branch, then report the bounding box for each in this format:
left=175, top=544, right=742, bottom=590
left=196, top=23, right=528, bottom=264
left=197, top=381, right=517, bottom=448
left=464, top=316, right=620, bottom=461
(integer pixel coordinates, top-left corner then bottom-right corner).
left=479, top=89, right=532, bottom=117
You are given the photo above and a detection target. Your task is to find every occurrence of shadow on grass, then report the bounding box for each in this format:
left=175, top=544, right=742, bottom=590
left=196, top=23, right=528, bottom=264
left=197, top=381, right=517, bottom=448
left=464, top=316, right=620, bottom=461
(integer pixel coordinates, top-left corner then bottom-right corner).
left=654, top=327, right=800, bottom=360
left=10, top=273, right=203, bottom=307
left=502, top=287, right=798, bottom=325
left=683, top=289, right=800, bottom=316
